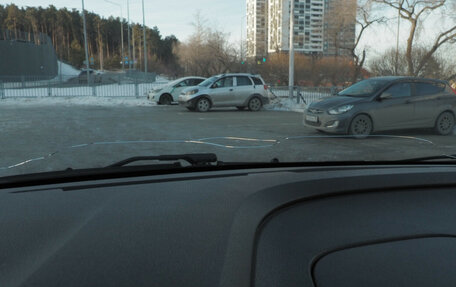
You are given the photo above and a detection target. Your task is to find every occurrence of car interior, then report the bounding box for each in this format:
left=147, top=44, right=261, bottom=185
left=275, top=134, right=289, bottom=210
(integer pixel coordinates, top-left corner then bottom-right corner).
left=2, top=161, right=456, bottom=287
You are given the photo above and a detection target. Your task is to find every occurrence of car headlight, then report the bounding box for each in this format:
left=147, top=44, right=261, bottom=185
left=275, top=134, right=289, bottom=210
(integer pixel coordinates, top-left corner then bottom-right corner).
left=185, top=89, right=199, bottom=96
left=328, top=105, right=354, bottom=115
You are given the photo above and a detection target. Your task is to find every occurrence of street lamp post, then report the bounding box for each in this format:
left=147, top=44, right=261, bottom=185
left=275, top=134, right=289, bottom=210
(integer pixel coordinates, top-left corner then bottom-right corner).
left=289, top=0, right=295, bottom=98
left=395, top=2, right=401, bottom=76
left=241, top=15, right=246, bottom=63
left=104, top=0, right=125, bottom=71
left=127, top=0, right=132, bottom=70
left=81, top=0, right=90, bottom=85
left=142, top=0, right=147, bottom=75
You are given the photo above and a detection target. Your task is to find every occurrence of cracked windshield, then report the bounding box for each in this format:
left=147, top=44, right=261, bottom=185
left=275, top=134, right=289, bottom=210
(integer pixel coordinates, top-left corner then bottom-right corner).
left=1, top=0, right=456, bottom=176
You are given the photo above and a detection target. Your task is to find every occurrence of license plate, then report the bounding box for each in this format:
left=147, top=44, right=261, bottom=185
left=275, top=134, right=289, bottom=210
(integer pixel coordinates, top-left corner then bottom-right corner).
left=306, top=115, right=318, bottom=123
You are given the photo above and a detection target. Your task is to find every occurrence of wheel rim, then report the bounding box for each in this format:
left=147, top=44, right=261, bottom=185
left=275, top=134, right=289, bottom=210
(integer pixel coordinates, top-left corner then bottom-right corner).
left=249, top=98, right=261, bottom=111
left=198, top=99, right=210, bottom=112
left=438, top=113, right=455, bottom=134
left=351, top=115, right=372, bottom=136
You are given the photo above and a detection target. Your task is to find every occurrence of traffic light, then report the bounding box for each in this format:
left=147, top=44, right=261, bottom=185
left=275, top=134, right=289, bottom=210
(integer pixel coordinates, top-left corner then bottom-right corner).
left=262, top=57, right=266, bottom=63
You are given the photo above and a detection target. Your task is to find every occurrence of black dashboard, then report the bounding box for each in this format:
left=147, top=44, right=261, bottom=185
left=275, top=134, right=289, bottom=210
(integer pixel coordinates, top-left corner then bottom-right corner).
left=1, top=164, right=456, bottom=287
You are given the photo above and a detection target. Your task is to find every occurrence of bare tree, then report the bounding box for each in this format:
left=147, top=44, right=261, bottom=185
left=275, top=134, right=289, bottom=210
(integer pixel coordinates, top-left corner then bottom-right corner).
left=176, top=13, right=238, bottom=77
left=370, top=47, right=456, bottom=80
left=336, top=0, right=385, bottom=82
left=373, top=0, right=456, bottom=76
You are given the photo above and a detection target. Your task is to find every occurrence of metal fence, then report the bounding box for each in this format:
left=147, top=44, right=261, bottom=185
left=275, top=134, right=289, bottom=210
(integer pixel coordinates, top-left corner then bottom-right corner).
left=0, top=76, right=340, bottom=102
left=269, top=86, right=338, bottom=104
left=0, top=74, right=167, bottom=99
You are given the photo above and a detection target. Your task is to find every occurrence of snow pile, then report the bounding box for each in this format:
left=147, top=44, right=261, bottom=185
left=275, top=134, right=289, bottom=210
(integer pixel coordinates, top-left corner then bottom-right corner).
left=0, top=96, right=157, bottom=107
left=265, top=97, right=307, bottom=113
left=58, top=61, right=80, bottom=77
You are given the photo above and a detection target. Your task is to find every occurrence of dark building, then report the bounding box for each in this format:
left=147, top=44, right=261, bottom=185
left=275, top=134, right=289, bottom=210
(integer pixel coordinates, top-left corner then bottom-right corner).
left=0, top=30, right=58, bottom=80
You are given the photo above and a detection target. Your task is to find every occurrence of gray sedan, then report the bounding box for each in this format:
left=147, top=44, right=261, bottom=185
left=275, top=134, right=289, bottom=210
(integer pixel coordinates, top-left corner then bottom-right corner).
left=304, top=77, right=456, bottom=136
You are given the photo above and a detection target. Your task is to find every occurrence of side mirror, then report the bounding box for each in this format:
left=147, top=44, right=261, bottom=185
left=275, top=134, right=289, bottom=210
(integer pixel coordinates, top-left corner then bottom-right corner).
left=211, top=84, right=217, bottom=89
left=379, top=92, right=393, bottom=100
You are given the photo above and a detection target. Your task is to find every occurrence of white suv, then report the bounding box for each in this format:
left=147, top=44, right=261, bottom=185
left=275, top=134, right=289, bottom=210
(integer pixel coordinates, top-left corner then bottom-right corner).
left=178, top=74, right=269, bottom=112
left=147, top=76, right=206, bottom=105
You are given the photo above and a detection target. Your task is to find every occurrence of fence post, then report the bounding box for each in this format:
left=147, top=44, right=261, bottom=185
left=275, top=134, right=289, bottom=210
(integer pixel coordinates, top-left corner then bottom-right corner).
left=47, top=80, right=52, bottom=97
left=92, top=84, right=97, bottom=97
left=0, top=81, right=4, bottom=99
left=297, top=86, right=301, bottom=104
left=135, top=78, right=139, bottom=98
left=21, top=75, right=25, bottom=88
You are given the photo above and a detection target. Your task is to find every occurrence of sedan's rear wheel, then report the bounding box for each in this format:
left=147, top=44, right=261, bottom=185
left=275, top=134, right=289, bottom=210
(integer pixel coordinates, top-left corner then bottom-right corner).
left=248, top=97, right=262, bottom=112
left=349, top=114, right=372, bottom=138
left=435, top=111, right=455, bottom=135
left=195, top=97, right=211, bottom=112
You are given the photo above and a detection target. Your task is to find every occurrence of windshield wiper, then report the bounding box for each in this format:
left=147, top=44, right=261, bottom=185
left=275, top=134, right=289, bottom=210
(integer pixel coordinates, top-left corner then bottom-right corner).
left=107, top=153, right=218, bottom=168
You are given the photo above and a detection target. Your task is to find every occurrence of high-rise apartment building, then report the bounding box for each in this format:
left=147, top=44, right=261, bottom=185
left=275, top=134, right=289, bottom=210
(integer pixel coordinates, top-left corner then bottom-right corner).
left=246, top=0, right=268, bottom=58
left=246, top=0, right=357, bottom=58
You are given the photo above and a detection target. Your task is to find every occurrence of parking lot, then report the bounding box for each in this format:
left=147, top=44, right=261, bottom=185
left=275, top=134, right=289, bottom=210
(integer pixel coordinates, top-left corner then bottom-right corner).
left=1, top=104, right=456, bottom=177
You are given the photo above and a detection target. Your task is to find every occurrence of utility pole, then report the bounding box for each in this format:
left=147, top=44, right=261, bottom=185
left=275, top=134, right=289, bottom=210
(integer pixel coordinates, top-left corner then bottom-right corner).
left=104, top=0, right=124, bottom=71
left=241, top=15, right=246, bottom=63
left=395, top=2, right=401, bottom=76
left=81, top=0, right=90, bottom=85
left=288, top=0, right=295, bottom=98
left=142, top=0, right=147, bottom=75
left=127, top=0, right=132, bottom=70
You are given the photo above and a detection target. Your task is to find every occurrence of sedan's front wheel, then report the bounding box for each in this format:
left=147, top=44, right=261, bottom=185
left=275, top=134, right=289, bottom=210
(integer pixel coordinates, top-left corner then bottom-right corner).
left=435, top=111, right=455, bottom=135
left=349, top=114, right=372, bottom=138
left=195, top=97, right=211, bottom=112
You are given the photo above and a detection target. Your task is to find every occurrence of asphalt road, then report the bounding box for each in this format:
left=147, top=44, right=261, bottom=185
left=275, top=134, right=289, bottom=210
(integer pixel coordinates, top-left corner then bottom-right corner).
left=1, top=104, right=456, bottom=177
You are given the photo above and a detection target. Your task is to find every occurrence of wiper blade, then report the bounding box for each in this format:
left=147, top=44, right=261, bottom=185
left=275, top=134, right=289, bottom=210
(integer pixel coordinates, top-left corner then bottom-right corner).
left=107, top=153, right=218, bottom=168
left=395, top=154, right=456, bottom=162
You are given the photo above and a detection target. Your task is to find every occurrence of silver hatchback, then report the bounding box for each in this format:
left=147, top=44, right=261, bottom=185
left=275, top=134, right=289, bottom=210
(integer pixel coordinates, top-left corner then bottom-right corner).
left=178, top=73, right=270, bottom=112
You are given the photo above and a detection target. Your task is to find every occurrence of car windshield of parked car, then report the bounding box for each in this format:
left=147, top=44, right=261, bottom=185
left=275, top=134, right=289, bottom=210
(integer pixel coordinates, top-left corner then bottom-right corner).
left=339, top=79, right=390, bottom=97
left=199, top=76, right=219, bottom=87
left=1, top=0, right=456, bottom=178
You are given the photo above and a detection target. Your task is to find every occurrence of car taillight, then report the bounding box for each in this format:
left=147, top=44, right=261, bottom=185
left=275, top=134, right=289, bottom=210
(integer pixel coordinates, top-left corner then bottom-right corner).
left=264, top=85, right=268, bottom=90
left=452, top=87, right=456, bottom=95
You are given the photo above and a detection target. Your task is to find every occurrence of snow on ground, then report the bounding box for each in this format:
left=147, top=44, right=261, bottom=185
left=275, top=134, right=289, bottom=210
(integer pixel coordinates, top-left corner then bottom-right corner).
left=265, top=97, right=307, bottom=113
left=58, top=61, right=80, bottom=77
left=0, top=96, right=157, bottom=107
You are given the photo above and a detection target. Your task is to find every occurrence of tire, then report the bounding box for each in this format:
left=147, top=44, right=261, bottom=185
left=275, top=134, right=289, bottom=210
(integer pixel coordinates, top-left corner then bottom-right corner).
left=195, top=97, right=211, bottom=112
left=159, top=94, right=173, bottom=105
left=248, top=97, right=263, bottom=112
left=349, top=114, right=373, bottom=138
left=236, top=106, right=246, bottom=111
left=435, top=111, right=455, bottom=135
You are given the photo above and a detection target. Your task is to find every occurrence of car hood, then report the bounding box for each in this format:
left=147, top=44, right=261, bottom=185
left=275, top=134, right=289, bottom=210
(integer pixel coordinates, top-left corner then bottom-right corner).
left=309, top=95, right=367, bottom=110
left=182, top=86, right=206, bottom=94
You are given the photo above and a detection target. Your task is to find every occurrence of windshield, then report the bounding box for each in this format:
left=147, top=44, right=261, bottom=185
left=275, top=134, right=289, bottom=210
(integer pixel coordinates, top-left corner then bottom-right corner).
left=199, top=76, right=219, bottom=87
left=1, top=0, right=456, bottom=178
left=339, top=79, right=391, bottom=97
